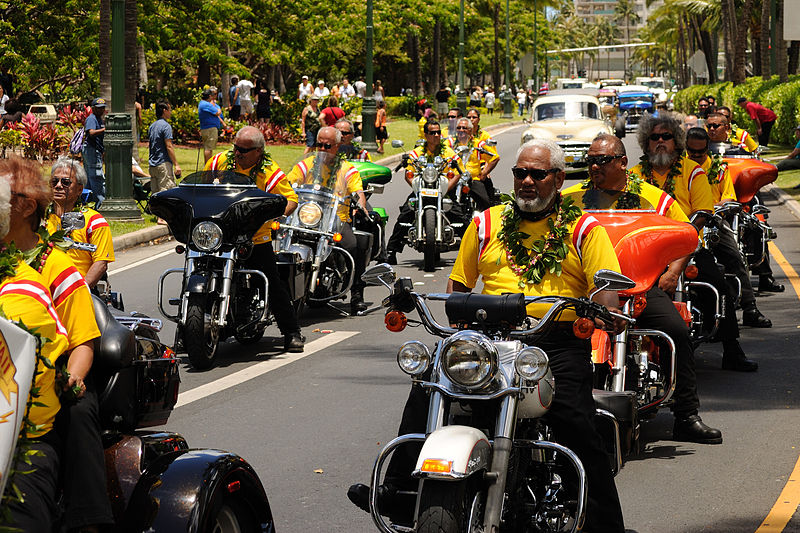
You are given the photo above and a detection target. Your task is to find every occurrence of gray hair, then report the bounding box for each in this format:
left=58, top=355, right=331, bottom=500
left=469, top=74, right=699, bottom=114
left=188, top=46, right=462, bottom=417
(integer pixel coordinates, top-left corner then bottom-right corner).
left=637, top=112, right=686, bottom=155
left=335, top=118, right=354, bottom=130
left=51, top=156, right=87, bottom=188
left=456, top=117, right=472, bottom=130
left=0, top=178, right=9, bottom=240
left=317, top=126, right=342, bottom=144
left=516, top=139, right=565, bottom=171
left=234, top=126, right=266, bottom=149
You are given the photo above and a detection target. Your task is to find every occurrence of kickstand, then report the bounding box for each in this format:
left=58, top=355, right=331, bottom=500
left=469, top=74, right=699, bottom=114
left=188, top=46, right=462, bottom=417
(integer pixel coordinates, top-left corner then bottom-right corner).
left=355, top=303, right=383, bottom=317
left=325, top=302, right=351, bottom=317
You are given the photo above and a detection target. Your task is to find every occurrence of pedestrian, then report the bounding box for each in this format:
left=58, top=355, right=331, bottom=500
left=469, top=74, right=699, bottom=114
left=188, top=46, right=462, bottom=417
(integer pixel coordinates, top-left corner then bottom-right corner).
left=354, top=77, right=367, bottom=98
left=83, top=97, right=107, bottom=207
left=301, top=95, right=321, bottom=155
left=434, top=85, right=450, bottom=117
left=255, top=87, right=272, bottom=123
left=374, top=80, right=385, bottom=103
left=237, top=77, right=255, bottom=123
left=198, top=86, right=225, bottom=164
left=228, top=76, right=241, bottom=121
left=0, top=85, right=8, bottom=116
left=737, top=96, right=776, bottom=146
left=516, top=88, right=527, bottom=117
left=0, top=99, right=21, bottom=126
left=485, top=87, right=495, bottom=115
left=298, top=75, right=312, bottom=101
left=469, top=86, right=480, bottom=107
left=319, top=96, right=346, bottom=127
left=777, top=125, right=800, bottom=180
left=314, top=80, right=330, bottom=99
left=340, top=78, right=356, bottom=103
left=331, top=83, right=341, bottom=100
left=148, top=101, right=182, bottom=222
left=375, top=100, right=388, bottom=153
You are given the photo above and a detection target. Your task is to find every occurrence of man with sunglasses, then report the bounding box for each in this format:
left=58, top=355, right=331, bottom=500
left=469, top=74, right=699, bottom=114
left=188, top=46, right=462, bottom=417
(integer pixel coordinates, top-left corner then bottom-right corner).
left=697, top=97, right=710, bottom=119
left=715, top=106, right=758, bottom=152
left=449, top=117, right=499, bottom=211
left=205, top=126, right=305, bottom=352
left=686, top=126, right=772, bottom=330
left=350, top=139, right=628, bottom=531
left=335, top=118, right=370, bottom=161
left=287, top=127, right=371, bottom=313
left=564, top=134, right=724, bottom=443
left=630, top=114, right=758, bottom=372
left=385, top=120, right=460, bottom=265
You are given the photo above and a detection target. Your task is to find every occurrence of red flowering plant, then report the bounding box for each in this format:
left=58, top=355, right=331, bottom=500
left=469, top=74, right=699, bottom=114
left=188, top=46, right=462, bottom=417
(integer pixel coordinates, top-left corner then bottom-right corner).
left=57, top=104, right=91, bottom=130
left=10, top=113, right=66, bottom=160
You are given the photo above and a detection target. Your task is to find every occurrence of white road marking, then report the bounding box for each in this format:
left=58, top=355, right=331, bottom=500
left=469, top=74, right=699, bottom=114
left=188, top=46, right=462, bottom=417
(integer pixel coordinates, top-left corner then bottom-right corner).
left=175, top=330, right=359, bottom=408
left=108, top=249, right=175, bottom=276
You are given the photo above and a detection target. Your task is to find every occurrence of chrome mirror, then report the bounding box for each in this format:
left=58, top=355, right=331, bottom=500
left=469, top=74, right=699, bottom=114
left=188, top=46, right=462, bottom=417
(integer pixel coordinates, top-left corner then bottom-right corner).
left=593, top=269, right=635, bottom=292
left=391, top=140, right=405, bottom=149
left=361, top=263, right=396, bottom=288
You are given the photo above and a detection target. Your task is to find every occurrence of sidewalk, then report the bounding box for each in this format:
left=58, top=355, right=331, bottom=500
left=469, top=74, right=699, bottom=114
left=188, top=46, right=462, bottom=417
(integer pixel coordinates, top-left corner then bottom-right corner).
left=112, top=119, right=520, bottom=252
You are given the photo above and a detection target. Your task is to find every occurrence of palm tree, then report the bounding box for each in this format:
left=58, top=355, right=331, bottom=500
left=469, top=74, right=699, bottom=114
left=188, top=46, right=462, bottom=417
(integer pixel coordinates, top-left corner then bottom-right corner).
left=614, top=0, right=641, bottom=80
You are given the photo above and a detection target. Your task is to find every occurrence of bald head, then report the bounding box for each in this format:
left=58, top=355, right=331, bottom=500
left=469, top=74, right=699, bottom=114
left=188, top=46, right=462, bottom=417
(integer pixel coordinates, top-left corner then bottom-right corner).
left=234, top=126, right=265, bottom=149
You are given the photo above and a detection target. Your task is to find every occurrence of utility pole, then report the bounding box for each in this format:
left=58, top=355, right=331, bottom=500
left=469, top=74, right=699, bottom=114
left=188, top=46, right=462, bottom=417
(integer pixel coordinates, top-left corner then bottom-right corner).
left=102, top=0, right=140, bottom=221
left=361, top=0, right=378, bottom=152
left=501, top=0, right=513, bottom=117
left=457, top=0, right=467, bottom=113
left=533, top=0, right=538, bottom=93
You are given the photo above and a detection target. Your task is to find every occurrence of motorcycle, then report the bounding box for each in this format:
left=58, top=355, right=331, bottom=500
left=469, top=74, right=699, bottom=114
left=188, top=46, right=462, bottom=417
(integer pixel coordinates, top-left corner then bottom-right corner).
left=149, top=170, right=294, bottom=370
left=360, top=263, right=635, bottom=533
left=392, top=140, right=463, bottom=272
left=452, top=139, right=500, bottom=218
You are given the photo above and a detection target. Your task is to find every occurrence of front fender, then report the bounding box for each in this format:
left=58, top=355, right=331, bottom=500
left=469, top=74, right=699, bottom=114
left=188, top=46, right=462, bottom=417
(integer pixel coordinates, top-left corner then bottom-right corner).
left=124, top=448, right=274, bottom=532
left=185, top=272, right=209, bottom=294
left=412, top=425, right=491, bottom=480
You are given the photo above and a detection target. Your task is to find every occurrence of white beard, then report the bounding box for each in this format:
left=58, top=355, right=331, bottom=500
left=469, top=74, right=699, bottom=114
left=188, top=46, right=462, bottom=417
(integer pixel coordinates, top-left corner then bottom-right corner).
left=648, top=150, right=678, bottom=168
left=516, top=189, right=556, bottom=213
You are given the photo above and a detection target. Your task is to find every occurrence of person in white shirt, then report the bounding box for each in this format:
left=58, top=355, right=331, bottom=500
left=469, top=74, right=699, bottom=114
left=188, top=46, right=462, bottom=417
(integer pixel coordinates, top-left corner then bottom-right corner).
left=516, top=89, right=527, bottom=116
left=340, top=79, right=356, bottom=102
left=484, top=88, right=496, bottom=115
left=298, top=75, right=312, bottom=101
left=314, top=80, right=330, bottom=99
left=0, top=86, right=7, bottom=115
left=238, top=79, right=255, bottom=121
left=354, top=78, right=367, bottom=98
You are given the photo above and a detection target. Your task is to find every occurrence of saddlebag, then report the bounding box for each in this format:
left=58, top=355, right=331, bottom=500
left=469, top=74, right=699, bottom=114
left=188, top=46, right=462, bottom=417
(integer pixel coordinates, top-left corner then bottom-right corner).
left=276, top=244, right=312, bottom=303
left=593, top=389, right=638, bottom=458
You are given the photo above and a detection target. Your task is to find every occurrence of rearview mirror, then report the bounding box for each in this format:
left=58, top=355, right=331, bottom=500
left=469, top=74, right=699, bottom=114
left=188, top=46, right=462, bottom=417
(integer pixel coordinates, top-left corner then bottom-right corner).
left=485, top=138, right=497, bottom=147
left=391, top=140, right=404, bottom=149
left=361, top=263, right=396, bottom=288
left=593, top=269, right=635, bottom=292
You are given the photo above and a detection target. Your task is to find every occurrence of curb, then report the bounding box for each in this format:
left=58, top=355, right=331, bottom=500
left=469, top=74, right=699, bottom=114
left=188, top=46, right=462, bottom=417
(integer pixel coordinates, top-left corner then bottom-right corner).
left=113, top=120, right=524, bottom=252
left=763, top=183, right=800, bottom=221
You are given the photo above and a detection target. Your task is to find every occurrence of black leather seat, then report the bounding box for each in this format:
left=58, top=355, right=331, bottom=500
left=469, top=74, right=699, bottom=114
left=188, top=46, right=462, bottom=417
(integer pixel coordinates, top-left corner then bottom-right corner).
left=91, top=295, right=135, bottom=373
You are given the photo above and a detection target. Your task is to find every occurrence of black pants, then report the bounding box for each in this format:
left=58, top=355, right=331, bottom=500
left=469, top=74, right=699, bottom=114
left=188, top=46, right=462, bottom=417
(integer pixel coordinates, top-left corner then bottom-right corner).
left=245, top=243, right=299, bottom=335
left=337, top=222, right=367, bottom=292
left=55, top=376, right=114, bottom=529
left=758, top=120, right=774, bottom=146
left=469, top=179, right=495, bottom=212
left=711, top=221, right=756, bottom=310
left=1, top=430, right=61, bottom=533
left=387, top=329, right=625, bottom=532
left=694, top=247, right=739, bottom=340
left=638, top=286, right=700, bottom=417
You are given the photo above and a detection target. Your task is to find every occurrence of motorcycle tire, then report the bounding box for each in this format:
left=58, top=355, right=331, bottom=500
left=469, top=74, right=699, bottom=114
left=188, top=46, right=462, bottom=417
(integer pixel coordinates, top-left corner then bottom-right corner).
left=423, top=209, right=437, bottom=272
left=417, top=479, right=483, bottom=533
left=210, top=497, right=257, bottom=533
left=185, top=293, right=220, bottom=370
left=234, top=325, right=265, bottom=345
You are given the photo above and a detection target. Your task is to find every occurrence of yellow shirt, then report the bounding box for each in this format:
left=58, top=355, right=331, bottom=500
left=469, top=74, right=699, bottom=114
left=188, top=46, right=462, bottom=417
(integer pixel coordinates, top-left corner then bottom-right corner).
left=699, top=155, right=737, bottom=204
left=628, top=155, right=713, bottom=217
left=562, top=179, right=690, bottom=223
left=450, top=205, right=621, bottom=320
left=205, top=152, right=298, bottom=244
left=46, top=208, right=115, bottom=277
left=38, top=246, right=100, bottom=350
left=447, top=138, right=499, bottom=180
left=0, top=262, right=69, bottom=437
left=418, top=117, right=427, bottom=139
left=407, top=144, right=459, bottom=173
left=286, top=155, right=363, bottom=222
left=730, top=125, right=758, bottom=152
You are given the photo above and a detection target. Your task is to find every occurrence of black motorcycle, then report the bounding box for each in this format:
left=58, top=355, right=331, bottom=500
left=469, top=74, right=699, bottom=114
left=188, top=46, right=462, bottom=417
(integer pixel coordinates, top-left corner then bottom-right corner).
left=149, top=170, right=296, bottom=370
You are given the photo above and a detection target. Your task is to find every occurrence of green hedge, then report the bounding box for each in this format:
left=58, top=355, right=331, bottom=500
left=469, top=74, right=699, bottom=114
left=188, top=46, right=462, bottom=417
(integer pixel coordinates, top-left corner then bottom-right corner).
left=673, top=75, right=800, bottom=145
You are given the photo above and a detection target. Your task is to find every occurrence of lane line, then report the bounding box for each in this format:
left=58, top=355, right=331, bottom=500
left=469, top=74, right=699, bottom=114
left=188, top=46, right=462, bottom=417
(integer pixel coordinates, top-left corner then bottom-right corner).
left=108, top=249, right=175, bottom=276
left=175, top=330, right=359, bottom=408
left=755, top=241, right=800, bottom=532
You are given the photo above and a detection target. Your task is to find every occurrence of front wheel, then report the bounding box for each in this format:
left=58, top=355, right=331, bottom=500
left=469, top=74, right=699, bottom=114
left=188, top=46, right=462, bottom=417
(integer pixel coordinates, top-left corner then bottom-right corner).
left=417, top=480, right=483, bottom=533
left=185, top=293, right=220, bottom=370
left=423, top=209, right=437, bottom=272
left=210, top=498, right=257, bottom=533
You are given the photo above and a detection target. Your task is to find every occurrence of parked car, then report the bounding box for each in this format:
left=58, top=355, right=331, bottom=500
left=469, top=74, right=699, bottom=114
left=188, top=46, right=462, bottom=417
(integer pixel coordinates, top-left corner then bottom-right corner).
left=521, top=90, right=615, bottom=173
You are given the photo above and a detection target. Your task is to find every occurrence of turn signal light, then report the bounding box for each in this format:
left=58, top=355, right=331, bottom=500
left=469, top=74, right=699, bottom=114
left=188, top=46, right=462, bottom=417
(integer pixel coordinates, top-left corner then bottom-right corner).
left=632, top=294, right=648, bottom=318
left=175, top=245, right=185, bottom=254
left=332, top=232, right=343, bottom=242
left=420, top=459, right=452, bottom=474
left=684, top=264, right=699, bottom=279
left=405, top=170, right=414, bottom=180
left=461, top=185, right=470, bottom=194
left=446, top=171, right=455, bottom=180
left=270, top=220, right=281, bottom=231
left=226, top=480, right=241, bottom=493
left=385, top=310, right=408, bottom=332
left=573, top=317, right=595, bottom=339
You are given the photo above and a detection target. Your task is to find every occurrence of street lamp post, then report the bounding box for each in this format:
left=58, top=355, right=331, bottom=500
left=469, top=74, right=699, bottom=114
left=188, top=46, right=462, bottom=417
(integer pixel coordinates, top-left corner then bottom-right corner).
left=533, top=0, right=538, bottom=93
left=102, top=0, right=140, bottom=221
left=361, top=0, right=378, bottom=152
left=501, top=0, right=513, bottom=117
left=457, top=0, right=468, bottom=113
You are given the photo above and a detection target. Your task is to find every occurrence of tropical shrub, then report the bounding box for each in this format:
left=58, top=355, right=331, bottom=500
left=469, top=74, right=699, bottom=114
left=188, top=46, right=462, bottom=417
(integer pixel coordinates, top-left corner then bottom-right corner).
left=10, top=113, right=65, bottom=160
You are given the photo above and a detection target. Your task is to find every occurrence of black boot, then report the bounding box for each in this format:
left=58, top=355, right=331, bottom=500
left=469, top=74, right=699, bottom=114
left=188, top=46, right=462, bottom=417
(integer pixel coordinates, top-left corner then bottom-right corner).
left=284, top=331, right=305, bottom=353
left=347, top=483, right=415, bottom=526
left=351, top=289, right=368, bottom=314
left=386, top=251, right=398, bottom=265
left=758, top=276, right=785, bottom=293
left=673, top=414, right=723, bottom=444
left=722, top=339, right=758, bottom=371
left=742, top=307, right=772, bottom=328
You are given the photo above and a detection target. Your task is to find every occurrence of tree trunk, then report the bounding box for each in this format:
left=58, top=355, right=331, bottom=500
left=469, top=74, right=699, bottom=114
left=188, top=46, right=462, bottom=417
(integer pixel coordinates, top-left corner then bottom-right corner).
left=732, top=0, right=755, bottom=84
left=99, top=0, right=111, bottom=100
left=700, top=29, right=716, bottom=83
left=276, top=64, right=286, bottom=94
left=432, top=20, right=441, bottom=92
left=760, top=0, right=771, bottom=79
left=789, top=41, right=800, bottom=74
left=197, top=58, right=211, bottom=87
left=777, top=0, right=788, bottom=82
left=137, top=43, right=148, bottom=88
left=493, top=4, right=501, bottom=89
left=720, top=0, right=734, bottom=81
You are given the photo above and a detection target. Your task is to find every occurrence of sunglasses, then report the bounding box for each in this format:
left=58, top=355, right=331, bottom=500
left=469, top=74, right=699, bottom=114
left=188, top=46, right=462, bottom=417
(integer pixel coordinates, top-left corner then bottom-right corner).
left=707, top=123, right=724, bottom=129
left=698, top=104, right=709, bottom=108
left=586, top=154, right=623, bottom=167
left=456, top=126, right=471, bottom=131
left=649, top=132, right=674, bottom=142
left=511, top=167, right=559, bottom=181
left=233, top=144, right=260, bottom=154
left=316, top=142, right=334, bottom=149
left=51, top=177, right=73, bottom=188
left=339, top=130, right=354, bottom=135
left=426, top=131, right=442, bottom=136
left=686, top=147, right=708, bottom=156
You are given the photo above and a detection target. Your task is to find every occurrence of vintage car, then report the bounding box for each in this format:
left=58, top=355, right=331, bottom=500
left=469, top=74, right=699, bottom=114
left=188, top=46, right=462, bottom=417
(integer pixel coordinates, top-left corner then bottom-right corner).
left=634, top=76, right=669, bottom=103
left=521, top=90, right=615, bottom=173
left=618, top=85, right=656, bottom=131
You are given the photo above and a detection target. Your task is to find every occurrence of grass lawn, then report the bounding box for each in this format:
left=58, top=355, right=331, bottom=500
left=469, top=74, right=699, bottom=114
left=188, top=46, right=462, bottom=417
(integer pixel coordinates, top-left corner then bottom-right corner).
left=759, top=144, right=800, bottom=202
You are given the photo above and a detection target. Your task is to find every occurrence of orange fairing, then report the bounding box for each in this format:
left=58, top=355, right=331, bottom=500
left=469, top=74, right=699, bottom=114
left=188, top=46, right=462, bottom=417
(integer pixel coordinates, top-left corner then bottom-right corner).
left=591, top=329, right=612, bottom=365
left=725, top=158, right=777, bottom=203
left=592, top=213, right=698, bottom=296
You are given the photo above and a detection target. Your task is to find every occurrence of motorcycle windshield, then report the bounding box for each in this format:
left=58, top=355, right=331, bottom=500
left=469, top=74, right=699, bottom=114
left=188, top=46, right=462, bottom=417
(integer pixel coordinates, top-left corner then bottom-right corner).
left=293, top=154, right=350, bottom=199
left=562, top=188, right=656, bottom=211
left=149, top=170, right=287, bottom=246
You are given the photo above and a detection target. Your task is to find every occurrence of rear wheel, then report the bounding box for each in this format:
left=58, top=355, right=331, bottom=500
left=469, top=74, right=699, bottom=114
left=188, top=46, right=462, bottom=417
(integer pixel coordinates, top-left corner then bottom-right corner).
left=423, top=209, right=437, bottom=272
left=185, top=293, right=220, bottom=370
left=417, top=480, right=483, bottom=533
left=210, top=498, right=256, bottom=533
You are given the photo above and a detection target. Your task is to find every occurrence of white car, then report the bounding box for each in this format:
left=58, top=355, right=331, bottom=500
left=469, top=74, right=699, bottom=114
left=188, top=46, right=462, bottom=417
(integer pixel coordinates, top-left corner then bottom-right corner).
left=634, top=77, right=669, bottom=103
left=521, top=92, right=615, bottom=173
left=27, top=104, right=57, bottom=124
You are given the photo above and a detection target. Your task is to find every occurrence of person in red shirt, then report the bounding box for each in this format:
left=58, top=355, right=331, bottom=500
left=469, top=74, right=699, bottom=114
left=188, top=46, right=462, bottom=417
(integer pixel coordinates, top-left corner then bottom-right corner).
left=319, top=95, right=346, bottom=127
left=737, top=97, right=777, bottom=146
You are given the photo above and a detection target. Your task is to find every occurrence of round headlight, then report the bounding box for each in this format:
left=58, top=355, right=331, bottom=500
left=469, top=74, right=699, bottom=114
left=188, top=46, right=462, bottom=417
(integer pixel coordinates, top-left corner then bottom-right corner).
left=441, top=331, right=497, bottom=389
left=514, top=347, right=549, bottom=382
left=297, top=202, right=323, bottom=227
left=191, top=221, right=223, bottom=251
left=397, top=341, right=430, bottom=376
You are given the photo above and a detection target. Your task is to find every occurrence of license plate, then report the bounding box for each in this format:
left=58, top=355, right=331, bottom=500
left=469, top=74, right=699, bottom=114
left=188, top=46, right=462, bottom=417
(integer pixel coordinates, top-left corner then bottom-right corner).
left=564, top=155, right=574, bottom=163
left=420, top=188, right=439, bottom=197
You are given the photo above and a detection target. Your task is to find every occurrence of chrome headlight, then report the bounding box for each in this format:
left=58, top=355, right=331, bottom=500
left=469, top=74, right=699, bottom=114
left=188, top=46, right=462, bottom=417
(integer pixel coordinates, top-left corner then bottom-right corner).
left=514, top=347, right=549, bottom=382
left=441, top=331, right=497, bottom=389
left=297, top=201, right=323, bottom=227
left=397, top=341, right=431, bottom=376
left=422, top=166, right=438, bottom=186
left=191, top=221, right=223, bottom=251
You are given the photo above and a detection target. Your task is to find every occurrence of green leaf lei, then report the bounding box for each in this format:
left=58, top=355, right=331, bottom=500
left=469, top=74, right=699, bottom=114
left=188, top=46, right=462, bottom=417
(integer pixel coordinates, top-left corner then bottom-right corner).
left=224, top=149, right=273, bottom=183
left=24, top=228, right=70, bottom=274
left=638, top=155, right=680, bottom=198
left=422, top=139, right=447, bottom=157
left=579, top=173, right=643, bottom=210
left=706, top=154, right=725, bottom=186
left=496, top=193, right=583, bottom=288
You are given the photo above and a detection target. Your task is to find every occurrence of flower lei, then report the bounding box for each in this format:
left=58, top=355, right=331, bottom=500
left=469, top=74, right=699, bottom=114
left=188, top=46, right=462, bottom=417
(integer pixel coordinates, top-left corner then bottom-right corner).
left=707, top=154, right=726, bottom=186
left=638, top=155, right=680, bottom=198
left=224, top=149, right=273, bottom=183
left=496, top=193, right=583, bottom=288
left=579, top=173, right=643, bottom=210
left=24, top=228, right=70, bottom=274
